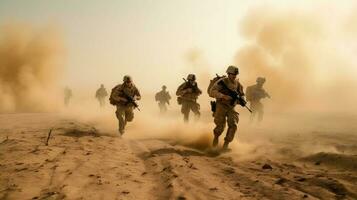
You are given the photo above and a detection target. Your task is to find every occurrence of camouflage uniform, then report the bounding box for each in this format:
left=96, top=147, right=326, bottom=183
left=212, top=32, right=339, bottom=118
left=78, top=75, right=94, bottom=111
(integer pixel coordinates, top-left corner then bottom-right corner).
left=176, top=75, right=201, bottom=122
left=155, top=86, right=171, bottom=113
left=111, top=78, right=141, bottom=135
left=246, top=77, right=269, bottom=122
left=210, top=77, right=244, bottom=146
left=95, top=85, right=108, bottom=107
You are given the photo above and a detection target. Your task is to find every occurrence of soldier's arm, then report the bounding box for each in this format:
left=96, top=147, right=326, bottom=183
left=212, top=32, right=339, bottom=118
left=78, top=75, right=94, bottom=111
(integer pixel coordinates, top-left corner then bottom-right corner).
left=210, top=82, right=225, bottom=99
left=135, top=87, right=141, bottom=100
left=176, top=83, right=186, bottom=96
left=112, top=85, right=128, bottom=102
left=196, top=86, right=202, bottom=95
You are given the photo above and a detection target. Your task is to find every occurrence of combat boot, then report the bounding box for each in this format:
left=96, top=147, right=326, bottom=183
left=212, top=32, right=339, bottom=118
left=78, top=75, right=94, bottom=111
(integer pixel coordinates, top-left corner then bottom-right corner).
left=223, top=141, right=229, bottom=149
left=212, top=136, right=219, bottom=147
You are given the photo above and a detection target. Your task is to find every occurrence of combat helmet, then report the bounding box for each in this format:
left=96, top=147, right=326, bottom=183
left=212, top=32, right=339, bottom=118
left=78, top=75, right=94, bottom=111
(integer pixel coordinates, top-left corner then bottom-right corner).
left=226, top=65, right=239, bottom=75
left=256, top=77, right=266, bottom=84
left=123, top=75, right=132, bottom=82
left=187, top=74, right=196, bottom=81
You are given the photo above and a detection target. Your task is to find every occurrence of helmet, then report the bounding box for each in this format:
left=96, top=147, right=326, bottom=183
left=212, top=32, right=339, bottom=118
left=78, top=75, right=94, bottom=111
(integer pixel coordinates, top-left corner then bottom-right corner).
left=123, top=75, right=132, bottom=82
left=162, top=85, right=167, bottom=89
left=256, top=77, right=266, bottom=83
left=187, top=74, right=196, bottom=81
left=226, top=65, right=239, bottom=75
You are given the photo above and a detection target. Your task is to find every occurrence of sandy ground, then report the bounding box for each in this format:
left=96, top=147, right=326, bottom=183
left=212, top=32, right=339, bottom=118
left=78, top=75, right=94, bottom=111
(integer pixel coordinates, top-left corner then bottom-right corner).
left=0, top=112, right=356, bottom=200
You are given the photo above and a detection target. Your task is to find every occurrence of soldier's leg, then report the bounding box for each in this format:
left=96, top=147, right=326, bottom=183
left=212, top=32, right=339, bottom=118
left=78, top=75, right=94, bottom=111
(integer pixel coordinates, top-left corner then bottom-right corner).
left=213, top=103, right=227, bottom=146
left=125, top=106, right=134, bottom=123
left=250, top=101, right=258, bottom=123
left=115, top=105, right=126, bottom=135
left=257, top=103, right=264, bottom=122
left=181, top=102, right=190, bottom=123
left=159, top=102, right=165, bottom=113
left=224, top=109, right=239, bottom=149
left=191, top=102, right=200, bottom=121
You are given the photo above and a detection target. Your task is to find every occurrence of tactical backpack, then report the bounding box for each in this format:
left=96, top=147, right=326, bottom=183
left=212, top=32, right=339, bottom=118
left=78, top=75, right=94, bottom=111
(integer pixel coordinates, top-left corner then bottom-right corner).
left=109, top=85, right=120, bottom=105
left=207, top=74, right=226, bottom=98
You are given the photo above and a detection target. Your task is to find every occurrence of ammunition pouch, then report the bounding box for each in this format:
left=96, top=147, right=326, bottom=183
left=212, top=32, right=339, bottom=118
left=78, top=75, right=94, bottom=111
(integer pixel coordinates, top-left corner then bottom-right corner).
left=210, top=101, right=216, bottom=113
left=177, top=96, right=183, bottom=105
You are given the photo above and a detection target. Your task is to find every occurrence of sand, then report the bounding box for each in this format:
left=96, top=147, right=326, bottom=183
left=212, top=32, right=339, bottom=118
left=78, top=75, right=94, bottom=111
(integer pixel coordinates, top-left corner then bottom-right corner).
left=0, top=112, right=356, bottom=200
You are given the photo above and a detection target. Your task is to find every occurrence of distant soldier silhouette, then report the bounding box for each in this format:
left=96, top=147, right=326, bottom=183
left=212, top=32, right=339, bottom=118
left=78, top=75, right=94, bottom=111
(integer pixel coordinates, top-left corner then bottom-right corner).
left=95, top=84, right=108, bottom=107
left=155, top=85, right=171, bottom=113
left=109, top=76, right=141, bottom=135
left=176, top=74, right=202, bottom=123
left=64, top=86, right=72, bottom=107
left=246, top=77, right=270, bottom=123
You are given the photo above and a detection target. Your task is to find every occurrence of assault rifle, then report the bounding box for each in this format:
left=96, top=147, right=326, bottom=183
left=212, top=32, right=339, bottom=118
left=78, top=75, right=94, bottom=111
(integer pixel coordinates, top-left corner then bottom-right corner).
left=217, top=79, right=252, bottom=113
left=182, top=78, right=199, bottom=93
left=122, top=91, right=140, bottom=111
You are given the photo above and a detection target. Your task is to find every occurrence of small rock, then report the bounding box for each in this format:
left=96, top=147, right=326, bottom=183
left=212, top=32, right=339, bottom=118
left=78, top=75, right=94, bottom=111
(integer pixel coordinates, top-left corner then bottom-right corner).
left=275, top=178, right=287, bottom=185
left=209, top=187, right=218, bottom=191
left=223, top=167, right=235, bottom=174
left=177, top=196, right=186, bottom=200
left=262, top=164, right=273, bottom=170
left=32, top=196, right=39, bottom=199
left=315, top=161, right=321, bottom=165
left=122, top=190, right=130, bottom=194
left=141, top=172, right=147, bottom=176
left=303, top=194, right=308, bottom=198
left=297, top=177, right=306, bottom=182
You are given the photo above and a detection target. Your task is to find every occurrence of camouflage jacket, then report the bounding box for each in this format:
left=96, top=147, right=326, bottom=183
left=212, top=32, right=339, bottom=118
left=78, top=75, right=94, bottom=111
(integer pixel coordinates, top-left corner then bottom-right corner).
left=176, top=81, right=202, bottom=101
left=210, top=77, right=244, bottom=106
left=111, top=84, right=141, bottom=106
left=245, top=84, right=269, bottom=102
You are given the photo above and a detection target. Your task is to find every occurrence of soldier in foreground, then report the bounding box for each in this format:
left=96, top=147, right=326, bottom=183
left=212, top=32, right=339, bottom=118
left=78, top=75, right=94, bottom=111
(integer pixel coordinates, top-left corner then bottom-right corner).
left=176, top=74, right=202, bottom=123
left=64, top=86, right=72, bottom=107
left=245, top=77, right=270, bottom=123
left=95, top=84, right=108, bottom=107
left=109, top=76, right=141, bottom=135
left=155, top=85, right=171, bottom=113
left=209, top=66, right=247, bottom=150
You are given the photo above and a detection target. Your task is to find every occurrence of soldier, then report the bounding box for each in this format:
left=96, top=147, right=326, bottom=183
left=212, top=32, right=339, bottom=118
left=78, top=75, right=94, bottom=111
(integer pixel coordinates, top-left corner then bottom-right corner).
left=64, top=86, right=72, bottom=107
left=95, top=84, right=108, bottom=107
left=155, top=85, right=171, bottom=113
left=109, top=75, right=141, bottom=135
left=209, top=66, right=246, bottom=150
left=176, top=74, right=202, bottom=123
left=245, top=77, right=270, bottom=123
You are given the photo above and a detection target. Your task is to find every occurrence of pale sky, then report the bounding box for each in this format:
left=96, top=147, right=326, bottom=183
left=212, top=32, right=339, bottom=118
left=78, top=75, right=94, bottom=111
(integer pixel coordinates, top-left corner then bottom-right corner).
left=0, top=0, right=355, bottom=92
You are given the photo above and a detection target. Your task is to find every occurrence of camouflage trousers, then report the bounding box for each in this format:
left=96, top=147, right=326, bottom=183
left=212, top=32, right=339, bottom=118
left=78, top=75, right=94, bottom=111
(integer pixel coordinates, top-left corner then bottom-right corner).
left=249, top=101, right=264, bottom=122
left=158, top=102, right=167, bottom=113
left=98, top=97, right=105, bottom=107
left=116, top=104, right=134, bottom=134
left=181, top=100, right=200, bottom=122
left=213, top=102, right=239, bottom=143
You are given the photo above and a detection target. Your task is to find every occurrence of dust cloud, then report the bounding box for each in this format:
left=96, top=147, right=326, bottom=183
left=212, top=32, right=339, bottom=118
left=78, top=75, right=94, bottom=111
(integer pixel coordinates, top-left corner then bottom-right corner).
left=0, top=23, right=64, bottom=113
left=235, top=6, right=357, bottom=113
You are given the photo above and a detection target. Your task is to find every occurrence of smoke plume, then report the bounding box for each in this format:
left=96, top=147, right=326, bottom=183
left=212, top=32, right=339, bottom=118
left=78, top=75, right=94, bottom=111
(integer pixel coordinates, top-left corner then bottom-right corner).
left=234, top=6, right=357, bottom=112
left=0, top=23, right=64, bottom=113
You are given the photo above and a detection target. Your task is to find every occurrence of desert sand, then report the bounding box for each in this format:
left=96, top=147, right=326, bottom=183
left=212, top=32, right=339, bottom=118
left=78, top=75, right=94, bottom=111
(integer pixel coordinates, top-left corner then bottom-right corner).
left=0, top=110, right=356, bottom=200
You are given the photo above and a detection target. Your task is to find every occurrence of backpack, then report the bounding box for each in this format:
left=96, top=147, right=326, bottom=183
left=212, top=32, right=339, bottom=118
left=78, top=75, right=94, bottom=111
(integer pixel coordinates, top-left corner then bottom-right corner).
left=207, top=74, right=226, bottom=98
left=109, top=85, right=120, bottom=105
